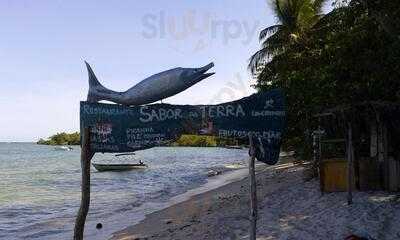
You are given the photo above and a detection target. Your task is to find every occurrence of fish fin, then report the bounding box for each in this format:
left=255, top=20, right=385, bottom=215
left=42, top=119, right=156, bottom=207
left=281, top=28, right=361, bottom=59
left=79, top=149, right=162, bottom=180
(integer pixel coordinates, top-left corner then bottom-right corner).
left=85, top=61, right=113, bottom=102
left=85, top=61, right=105, bottom=89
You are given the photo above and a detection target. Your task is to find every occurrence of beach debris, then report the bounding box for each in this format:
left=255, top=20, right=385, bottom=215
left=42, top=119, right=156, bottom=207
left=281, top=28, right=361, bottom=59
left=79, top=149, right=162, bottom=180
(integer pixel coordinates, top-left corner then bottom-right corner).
left=179, top=224, right=193, bottom=230
left=96, top=223, right=102, bottom=229
left=163, top=219, right=173, bottom=224
left=345, top=235, right=368, bottom=240
left=207, top=169, right=222, bottom=177
left=345, top=234, right=376, bottom=240
left=189, top=217, right=201, bottom=223
left=207, top=209, right=212, bottom=215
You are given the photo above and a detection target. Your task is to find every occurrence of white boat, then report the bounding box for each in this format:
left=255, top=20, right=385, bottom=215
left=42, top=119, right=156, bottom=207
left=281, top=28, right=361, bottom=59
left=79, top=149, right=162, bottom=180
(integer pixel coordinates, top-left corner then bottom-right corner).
left=92, top=153, right=147, bottom=172
left=224, top=145, right=244, bottom=149
left=54, top=146, right=73, bottom=151
left=92, top=163, right=147, bottom=172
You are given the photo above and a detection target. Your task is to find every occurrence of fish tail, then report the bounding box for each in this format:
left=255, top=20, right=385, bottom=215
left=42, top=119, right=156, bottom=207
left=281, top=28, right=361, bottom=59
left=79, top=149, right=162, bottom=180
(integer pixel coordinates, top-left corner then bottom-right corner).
left=84, top=61, right=115, bottom=102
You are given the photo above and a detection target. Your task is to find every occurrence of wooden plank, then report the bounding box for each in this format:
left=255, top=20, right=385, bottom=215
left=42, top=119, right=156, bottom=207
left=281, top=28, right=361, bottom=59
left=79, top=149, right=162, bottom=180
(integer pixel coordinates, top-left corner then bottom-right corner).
left=347, top=123, right=354, bottom=205
left=321, top=159, right=349, bottom=192
left=382, top=123, right=390, bottom=191
left=248, top=135, right=257, bottom=240
left=376, top=120, right=390, bottom=190
left=377, top=117, right=384, bottom=163
left=370, top=120, right=378, bottom=157
left=358, top=157, right=383, bottom=191
left=321, top=138, right=346, bottom=143
left=394, top=159, right=400, bottom=191
left=388, top=157, right=400, bottom=191
left=312, top=131, right=323, bottom=192
left=74, top=128, right=94, bottom=240
left=396, top=159, right=400, bottom=191
left=319, top=160, right=325, bottom=192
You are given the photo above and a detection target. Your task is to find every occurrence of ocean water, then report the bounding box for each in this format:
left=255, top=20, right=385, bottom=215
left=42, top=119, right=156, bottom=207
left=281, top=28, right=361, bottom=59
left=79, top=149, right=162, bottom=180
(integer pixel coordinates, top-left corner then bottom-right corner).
left=0, top=143, right=248, bottom=239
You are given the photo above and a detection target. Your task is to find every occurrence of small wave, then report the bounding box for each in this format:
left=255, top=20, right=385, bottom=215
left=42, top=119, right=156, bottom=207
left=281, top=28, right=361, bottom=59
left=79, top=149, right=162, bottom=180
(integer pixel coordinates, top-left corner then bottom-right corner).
left=225, top=163, right=246, bottom=169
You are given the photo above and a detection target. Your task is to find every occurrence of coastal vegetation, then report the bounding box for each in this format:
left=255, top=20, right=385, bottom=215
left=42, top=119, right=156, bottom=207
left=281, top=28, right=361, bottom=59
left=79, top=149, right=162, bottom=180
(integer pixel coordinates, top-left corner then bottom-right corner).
left=250, top=0, right=400, bottom=159
left=171, top=135, right=217, bottom=147
left=171, top=135, right=238, bottom=147
left=37, top=133, right=238, bottom=147
left=37, top=132, right=80, bottom=145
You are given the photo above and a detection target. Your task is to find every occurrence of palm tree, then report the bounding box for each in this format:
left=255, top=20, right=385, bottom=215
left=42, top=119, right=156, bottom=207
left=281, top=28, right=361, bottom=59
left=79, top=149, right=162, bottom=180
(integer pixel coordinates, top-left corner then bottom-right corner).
left=249, top=0, right=327, bottom=75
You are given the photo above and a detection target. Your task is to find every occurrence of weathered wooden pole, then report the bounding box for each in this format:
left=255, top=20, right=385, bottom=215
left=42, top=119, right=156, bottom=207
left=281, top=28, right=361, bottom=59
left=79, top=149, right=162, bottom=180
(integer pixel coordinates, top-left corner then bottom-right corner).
left=347, top=123, right=354, bottom=205
left=248, top=134, right=257, bottom=240
left=74, top=128, right=94, bottom=240
left=312, top=130, right=323, bottom=193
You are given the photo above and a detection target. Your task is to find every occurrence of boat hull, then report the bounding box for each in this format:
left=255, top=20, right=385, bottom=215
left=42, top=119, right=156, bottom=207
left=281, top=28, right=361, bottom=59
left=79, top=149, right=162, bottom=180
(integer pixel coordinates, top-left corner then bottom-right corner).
left=224, top=146, right=244, bottom=149
left=92, top=163, right=147, bottom=172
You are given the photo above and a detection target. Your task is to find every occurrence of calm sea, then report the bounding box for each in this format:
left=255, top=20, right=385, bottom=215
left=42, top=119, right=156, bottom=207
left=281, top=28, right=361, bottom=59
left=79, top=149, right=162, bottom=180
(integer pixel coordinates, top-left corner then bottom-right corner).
left=0, top=143, right=248, bottom=239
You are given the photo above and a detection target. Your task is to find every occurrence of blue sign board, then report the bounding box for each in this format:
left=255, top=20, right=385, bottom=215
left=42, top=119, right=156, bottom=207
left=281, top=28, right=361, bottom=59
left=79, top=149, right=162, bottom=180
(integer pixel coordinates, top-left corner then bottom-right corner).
left=80, top=89, right=286, bottom=164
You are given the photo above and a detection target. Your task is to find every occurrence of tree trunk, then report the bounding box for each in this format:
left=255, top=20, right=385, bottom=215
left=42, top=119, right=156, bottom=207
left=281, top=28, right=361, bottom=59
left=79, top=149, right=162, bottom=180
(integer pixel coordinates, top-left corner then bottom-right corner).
left=74, top=128, right=94, bottom=240
left=347, top=123, right=354, bottom=205
left=248, top=135, right=257, bottom=240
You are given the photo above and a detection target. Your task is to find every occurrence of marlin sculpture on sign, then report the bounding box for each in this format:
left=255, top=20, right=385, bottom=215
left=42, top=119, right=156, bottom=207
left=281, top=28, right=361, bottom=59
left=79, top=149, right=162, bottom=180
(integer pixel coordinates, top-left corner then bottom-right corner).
left=85, top=62, right=215, bottom=106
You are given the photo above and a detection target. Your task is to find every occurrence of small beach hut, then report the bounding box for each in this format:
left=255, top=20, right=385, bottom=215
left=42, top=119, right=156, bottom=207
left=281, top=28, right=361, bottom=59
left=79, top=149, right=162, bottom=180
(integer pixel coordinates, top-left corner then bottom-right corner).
left=314, top=102, right=400, bottom=197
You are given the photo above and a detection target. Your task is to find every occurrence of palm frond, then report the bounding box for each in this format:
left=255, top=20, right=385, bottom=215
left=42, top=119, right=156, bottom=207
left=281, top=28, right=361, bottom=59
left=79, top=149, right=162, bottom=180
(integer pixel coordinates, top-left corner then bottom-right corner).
left=313, top=6, right=347, bottom=30
left=261, top=30, right=287, bottom=52
left=269, top=0, right=285, bottom=24
left=259, top=25, right=281, bottom=41
left=312, top=0, right=328, bottom=14
left=249, top=31, right=288, bottom=75
left=248, top=48, right=272, bottom=75
left=249, top=0, right=328, bottom=75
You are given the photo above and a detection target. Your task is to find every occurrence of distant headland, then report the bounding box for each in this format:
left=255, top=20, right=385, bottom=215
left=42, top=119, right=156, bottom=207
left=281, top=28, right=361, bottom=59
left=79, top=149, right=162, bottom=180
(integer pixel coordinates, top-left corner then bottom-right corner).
left=37, top=132, right=240, bottom=147
left=37, top=132, right=80, bottom=146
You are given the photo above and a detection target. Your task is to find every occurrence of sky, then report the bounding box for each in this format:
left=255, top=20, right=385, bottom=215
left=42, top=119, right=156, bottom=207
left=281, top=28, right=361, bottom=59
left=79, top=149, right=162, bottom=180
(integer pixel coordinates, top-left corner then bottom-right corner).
left=0, top=0, right=331, bottom=142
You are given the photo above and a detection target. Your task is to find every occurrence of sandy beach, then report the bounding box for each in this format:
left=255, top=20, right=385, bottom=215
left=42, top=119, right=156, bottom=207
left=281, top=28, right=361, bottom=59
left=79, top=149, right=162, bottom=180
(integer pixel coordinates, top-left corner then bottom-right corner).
left=110, top=163, right=400, bottom=240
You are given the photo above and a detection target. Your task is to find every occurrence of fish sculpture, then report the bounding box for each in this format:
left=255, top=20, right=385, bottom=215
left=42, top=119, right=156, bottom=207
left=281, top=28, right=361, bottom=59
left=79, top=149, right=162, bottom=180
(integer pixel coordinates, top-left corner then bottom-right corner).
left=85, top=61, right=215, bottom=106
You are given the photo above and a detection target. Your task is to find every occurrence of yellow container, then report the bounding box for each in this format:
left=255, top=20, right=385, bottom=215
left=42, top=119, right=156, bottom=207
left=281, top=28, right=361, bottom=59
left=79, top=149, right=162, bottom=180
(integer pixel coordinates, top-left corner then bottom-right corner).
left=320, top=158, right=354, bottom=192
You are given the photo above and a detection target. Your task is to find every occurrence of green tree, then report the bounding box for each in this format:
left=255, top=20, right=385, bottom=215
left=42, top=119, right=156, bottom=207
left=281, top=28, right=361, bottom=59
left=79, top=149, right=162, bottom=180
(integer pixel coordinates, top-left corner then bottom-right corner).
left=249, top=0, right=327, bottom=74
left=37, top=132, right=81, bottom=145
left=253, top=0, right=400, bottom=159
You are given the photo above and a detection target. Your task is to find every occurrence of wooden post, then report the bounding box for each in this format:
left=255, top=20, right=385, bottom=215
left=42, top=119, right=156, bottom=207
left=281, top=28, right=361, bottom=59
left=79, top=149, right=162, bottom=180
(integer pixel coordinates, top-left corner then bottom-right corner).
left=347, top=123, right=354, bottom=205
left=74, top=128, right=94, bottom=240
left=248, top=134, right=257, bottom=240
left=382, top=123, right=390, bottom=190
